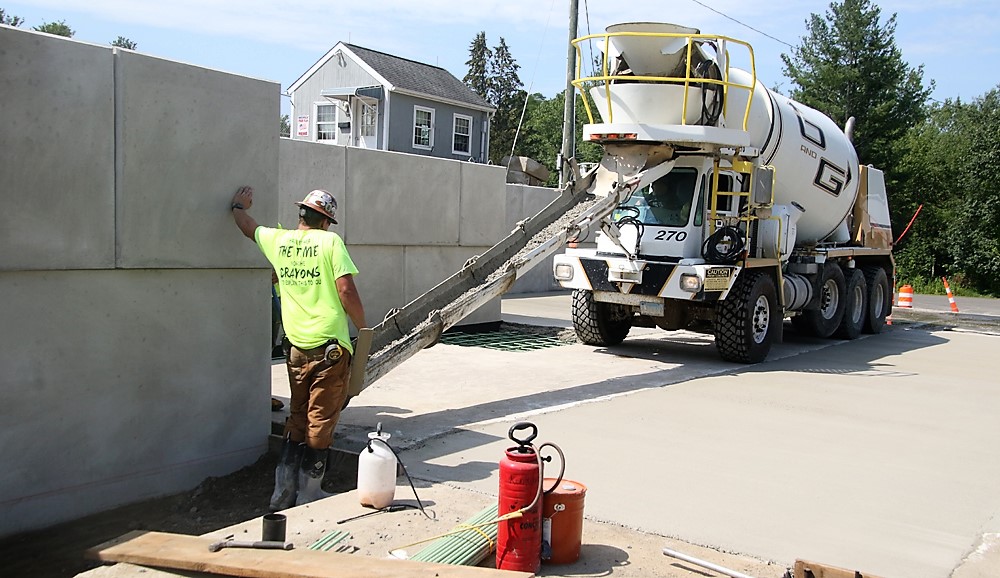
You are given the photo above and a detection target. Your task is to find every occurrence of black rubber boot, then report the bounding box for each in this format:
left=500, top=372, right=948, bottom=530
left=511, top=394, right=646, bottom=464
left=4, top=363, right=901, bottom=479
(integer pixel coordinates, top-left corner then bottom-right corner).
left=295, top=446, right=331, bottom=506
left=269, top=439, right=304, bottom=512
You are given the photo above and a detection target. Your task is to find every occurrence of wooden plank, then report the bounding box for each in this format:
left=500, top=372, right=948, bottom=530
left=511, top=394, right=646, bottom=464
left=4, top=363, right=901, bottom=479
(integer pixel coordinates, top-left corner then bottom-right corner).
left=347, top=328, right=374, bottom=397
left=794, top=559, right=885, bottom=578
left=86, top=531, right=533, bottom=578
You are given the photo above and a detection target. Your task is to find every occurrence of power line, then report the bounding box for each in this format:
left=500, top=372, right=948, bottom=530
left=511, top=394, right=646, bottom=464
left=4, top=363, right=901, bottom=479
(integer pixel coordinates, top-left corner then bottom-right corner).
left=687, top=0, right=796, bottom=49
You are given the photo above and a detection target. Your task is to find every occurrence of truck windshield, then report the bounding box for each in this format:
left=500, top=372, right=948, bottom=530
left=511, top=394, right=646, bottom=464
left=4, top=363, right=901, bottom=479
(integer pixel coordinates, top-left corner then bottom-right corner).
left=613, top=168, right=698, bottom=227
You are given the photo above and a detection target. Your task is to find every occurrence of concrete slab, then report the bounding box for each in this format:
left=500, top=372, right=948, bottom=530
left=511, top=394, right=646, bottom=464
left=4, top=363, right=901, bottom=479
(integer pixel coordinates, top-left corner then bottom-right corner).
left=0, top=28, right=115, bottom=271
left=460, top=162, right=508, bottom=246
left=346, top=147, right=461, bottom=246
left=115, top=50, right=279, bottom=269
left=80, top=293, right=1000, bottom=578
left=0, top=269, right=271, bottom=536
left=395, top=321, right=1000, bottom=578
left=278, top=139, right=347, bottom=234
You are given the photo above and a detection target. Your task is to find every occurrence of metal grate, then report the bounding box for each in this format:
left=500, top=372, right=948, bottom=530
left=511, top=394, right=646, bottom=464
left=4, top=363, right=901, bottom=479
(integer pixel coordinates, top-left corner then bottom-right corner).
left=441, top=330, right=569, bottom=352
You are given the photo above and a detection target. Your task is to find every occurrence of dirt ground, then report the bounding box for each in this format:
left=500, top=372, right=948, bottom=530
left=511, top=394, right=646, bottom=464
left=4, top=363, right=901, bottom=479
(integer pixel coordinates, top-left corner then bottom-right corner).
left=0, top=452, right=290, bottom=578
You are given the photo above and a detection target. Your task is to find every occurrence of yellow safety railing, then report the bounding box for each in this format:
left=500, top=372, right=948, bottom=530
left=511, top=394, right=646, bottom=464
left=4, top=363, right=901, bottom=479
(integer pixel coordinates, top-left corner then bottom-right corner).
left=571, top=31, right=757, bottom=131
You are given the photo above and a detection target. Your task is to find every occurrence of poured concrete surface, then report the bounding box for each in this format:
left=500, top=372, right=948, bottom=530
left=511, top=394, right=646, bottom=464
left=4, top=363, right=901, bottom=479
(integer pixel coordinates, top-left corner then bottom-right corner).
left=81, top=293, right=1000, bottom=577
left=333, top=294, right=1000, bottom=577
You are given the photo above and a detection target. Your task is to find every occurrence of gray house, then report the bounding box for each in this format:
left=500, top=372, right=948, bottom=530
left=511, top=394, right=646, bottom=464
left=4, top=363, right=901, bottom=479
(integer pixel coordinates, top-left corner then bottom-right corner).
left=288, top=43, right=494, bottom=162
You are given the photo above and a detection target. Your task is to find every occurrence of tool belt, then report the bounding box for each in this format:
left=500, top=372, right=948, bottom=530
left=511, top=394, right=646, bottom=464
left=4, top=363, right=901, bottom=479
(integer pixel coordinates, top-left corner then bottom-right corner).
left=282, top=337, right=345, bottom=364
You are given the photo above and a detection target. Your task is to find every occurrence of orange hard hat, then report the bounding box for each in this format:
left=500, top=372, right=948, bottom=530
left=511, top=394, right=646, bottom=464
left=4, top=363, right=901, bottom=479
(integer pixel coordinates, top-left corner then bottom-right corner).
left=295, top=189, right=338, bottom=223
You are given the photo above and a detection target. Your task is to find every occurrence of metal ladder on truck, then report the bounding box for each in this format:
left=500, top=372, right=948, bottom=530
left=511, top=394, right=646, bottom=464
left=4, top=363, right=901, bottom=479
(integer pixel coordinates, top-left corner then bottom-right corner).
left=345, top=158, right=676, bottom=399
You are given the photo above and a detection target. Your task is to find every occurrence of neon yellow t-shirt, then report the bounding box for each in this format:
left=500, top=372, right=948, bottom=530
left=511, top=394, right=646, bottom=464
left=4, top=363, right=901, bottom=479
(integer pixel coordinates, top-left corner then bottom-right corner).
left=255, top=227, right=358, bottom=353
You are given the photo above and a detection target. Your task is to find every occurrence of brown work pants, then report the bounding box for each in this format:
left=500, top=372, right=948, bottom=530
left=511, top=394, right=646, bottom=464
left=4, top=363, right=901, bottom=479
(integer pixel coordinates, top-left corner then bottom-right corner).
left=283, top=344, right=351, bottom=450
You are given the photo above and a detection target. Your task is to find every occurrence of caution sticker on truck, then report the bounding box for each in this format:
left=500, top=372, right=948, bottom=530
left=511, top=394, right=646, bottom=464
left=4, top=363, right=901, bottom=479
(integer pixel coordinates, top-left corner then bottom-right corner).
left=704, top=267, right=734, bottom=292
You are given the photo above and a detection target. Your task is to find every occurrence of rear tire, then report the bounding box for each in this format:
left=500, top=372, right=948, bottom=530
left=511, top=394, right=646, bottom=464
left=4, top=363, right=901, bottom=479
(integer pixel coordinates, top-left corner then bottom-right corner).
left=791, top=263, right=846, bottom=338
left=834, top=268, right=867, bottom=340
left=572, top=289, right=632, bottom=346
left=862, top=266, right=891, bottom=334
left=714, top=270, right=778, bottom=363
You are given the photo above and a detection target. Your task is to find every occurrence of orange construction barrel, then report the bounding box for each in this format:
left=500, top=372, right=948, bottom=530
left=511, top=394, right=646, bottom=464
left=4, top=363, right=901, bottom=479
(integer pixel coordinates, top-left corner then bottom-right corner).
left=541, top=478, right=587, bottom=565
left=897, top=284, right=913, bottom=308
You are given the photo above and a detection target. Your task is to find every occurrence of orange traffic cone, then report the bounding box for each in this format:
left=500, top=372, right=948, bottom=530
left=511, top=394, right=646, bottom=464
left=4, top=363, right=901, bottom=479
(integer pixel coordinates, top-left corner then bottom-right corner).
left=942, top=277, right=960, bottom=313
left=897, top=284, right=914, bottom=309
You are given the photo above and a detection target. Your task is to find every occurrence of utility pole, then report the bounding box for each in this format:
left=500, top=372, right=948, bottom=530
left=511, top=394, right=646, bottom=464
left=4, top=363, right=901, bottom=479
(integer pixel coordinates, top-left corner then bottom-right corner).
left=559, top=0, right=579, bottom=188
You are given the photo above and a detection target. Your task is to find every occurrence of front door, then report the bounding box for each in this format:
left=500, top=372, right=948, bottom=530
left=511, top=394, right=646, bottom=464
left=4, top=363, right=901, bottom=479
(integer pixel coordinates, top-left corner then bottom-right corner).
left=354, top=100, right=377, bottom=149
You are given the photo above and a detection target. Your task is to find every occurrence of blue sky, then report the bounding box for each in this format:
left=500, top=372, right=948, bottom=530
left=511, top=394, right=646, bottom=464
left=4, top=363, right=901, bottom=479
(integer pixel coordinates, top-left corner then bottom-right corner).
left=5, top=0, right=998, bottom=115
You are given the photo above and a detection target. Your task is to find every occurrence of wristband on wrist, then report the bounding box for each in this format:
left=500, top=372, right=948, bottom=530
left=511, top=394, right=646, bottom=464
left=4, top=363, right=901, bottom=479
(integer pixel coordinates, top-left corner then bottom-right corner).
left=231, top=202, right=246, bottom=211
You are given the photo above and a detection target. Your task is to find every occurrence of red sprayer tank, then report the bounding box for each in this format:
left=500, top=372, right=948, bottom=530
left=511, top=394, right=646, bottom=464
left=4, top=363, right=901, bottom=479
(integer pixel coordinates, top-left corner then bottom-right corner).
left=496, top=422, right=543, bottom=573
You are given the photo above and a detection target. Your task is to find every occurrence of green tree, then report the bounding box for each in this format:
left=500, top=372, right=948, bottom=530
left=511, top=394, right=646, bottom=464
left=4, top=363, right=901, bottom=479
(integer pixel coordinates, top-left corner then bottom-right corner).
left=487, top=37, right=524, bottom=163
left=280, top=114, right=291, bottom=138
left=0, top=8, right=24, bottom=26
left=111, top=36, right=138, bottom=50
left=944, top=89, right=1000, bottom=294
left=781, top=0, right=932, bottom=192
left=33, top=19, right=74, bottom=37
left=517, top=91, right=602, bottom=186
left=462, top=31, right=491, bottom=101
left=893, top=101, right=962, bottom=288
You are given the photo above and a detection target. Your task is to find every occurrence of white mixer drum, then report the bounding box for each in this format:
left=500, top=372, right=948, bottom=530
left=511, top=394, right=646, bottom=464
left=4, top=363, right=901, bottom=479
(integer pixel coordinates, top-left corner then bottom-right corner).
left=726, top=68, right=859, bottom=243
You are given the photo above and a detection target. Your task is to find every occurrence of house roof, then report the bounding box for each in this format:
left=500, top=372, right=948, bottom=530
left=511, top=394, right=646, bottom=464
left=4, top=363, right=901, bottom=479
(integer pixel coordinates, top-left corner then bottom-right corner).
left=288, top=42, right=494, bottom=113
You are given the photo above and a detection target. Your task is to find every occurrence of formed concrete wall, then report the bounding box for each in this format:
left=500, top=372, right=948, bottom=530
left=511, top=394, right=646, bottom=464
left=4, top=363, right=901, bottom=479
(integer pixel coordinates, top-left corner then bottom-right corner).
left=0, top=26, right=116, bottom=271
left=0, top=26, right=561, bottom=539
left=0, top=269, right=269, bottom=535
left=0, top=27, right=277, bottom=538
left=506, top=184, right=564, bottom=293
left=115, top=50, right=279, bottom=269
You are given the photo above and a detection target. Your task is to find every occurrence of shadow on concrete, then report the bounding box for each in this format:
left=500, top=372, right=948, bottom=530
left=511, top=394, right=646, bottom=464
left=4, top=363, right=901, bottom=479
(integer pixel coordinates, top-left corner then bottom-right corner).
left=536, top=543, right=633, bottom=576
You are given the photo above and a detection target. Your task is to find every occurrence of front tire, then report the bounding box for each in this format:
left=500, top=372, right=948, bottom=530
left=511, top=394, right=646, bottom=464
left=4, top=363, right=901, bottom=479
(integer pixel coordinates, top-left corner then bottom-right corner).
left=791, top=263, right=846, bottom=338
left=834, top=268, right=867, bottom=340
left=572, top=290, right=632, bottom=346
left=714, top=271, right=778, bottom=363
left=862, top=266, right=891, bottom=334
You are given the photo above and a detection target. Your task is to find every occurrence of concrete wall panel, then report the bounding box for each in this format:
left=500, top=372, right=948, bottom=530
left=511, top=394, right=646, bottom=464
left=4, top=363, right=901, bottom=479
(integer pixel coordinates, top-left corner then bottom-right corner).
left=278, top=139, right=347, bottom=233
left=507, top=184, right=563, bottom=293
left=115, top=51, right=279, bottom=268
left=345, top=147, right=461, bottom=245
left=345, top=245, right=405, bottom=327
left=0, top=28, right=115, bottom=271
left=0, top=269, right=270, bottom=536
left=459, top=162, right=508, bottom=246
left=404, top=245, right=500, bottom=326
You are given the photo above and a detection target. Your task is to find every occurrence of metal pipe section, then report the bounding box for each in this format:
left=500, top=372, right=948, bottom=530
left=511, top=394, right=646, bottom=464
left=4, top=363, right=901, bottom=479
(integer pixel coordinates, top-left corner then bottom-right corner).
left=662, top=547, right=758, bottom=578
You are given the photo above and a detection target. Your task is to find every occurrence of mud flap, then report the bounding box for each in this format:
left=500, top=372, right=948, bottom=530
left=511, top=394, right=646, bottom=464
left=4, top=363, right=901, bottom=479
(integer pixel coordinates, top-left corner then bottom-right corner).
left=347, top=328, right=374, bottom=398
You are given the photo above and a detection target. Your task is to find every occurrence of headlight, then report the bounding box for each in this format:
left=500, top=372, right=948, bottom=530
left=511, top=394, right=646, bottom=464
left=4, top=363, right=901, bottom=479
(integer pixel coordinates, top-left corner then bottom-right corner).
left=554, top=263, right=574, bottom=281
left=680, top=273, right=702, bottom=293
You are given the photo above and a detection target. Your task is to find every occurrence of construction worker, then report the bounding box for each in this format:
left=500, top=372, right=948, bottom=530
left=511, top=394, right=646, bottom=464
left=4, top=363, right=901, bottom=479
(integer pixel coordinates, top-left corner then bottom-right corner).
left=231, top=186, right=367, bottom=510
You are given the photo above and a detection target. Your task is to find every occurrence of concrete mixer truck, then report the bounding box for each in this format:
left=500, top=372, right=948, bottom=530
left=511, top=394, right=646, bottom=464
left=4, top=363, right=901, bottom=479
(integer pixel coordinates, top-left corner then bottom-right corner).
left=551, top=22, right=895, bottom=363
left=347, top=21, right=895, bottom=396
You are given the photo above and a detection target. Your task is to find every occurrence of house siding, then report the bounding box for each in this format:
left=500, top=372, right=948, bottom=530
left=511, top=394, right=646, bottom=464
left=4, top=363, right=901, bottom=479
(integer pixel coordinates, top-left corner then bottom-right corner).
left=291, top=50, right=380, bottom=144
left=387, top=91, right=490, bottom=162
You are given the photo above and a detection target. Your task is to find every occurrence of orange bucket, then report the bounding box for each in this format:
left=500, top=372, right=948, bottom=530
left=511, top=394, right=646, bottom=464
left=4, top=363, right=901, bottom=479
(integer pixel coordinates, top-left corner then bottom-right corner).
left=541, top=478, right=587, bottom=565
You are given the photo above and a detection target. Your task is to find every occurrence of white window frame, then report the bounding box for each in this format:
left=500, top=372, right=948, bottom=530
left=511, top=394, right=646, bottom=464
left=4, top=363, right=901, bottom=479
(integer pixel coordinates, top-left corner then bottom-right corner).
left=452, top=113, right=472, bottom=155
left=360, top=101, right=377, bottom=138
left=412, top=105, right=435, bottom=150
left=314, top=102, right=339, bottom=144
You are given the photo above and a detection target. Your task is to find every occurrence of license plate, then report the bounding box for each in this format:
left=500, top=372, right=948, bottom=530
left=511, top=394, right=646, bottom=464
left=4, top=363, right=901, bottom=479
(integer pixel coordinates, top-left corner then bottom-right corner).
left=640, top=301, right=664, bottom=316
